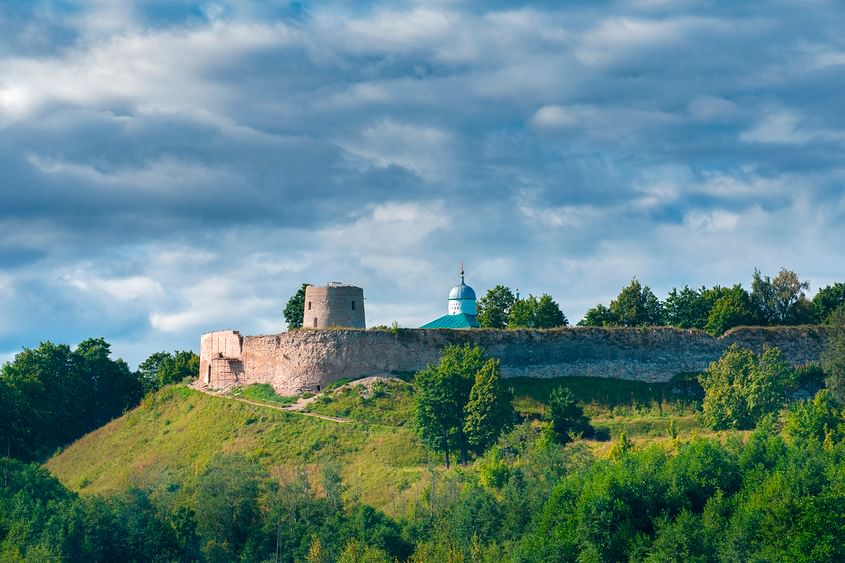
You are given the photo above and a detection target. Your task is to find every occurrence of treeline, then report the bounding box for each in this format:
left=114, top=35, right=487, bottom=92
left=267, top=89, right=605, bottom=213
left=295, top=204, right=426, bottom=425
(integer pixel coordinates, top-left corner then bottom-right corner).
left=579, top=268, right=845, bottom=334
left=0, top=454, right=411, bottom=562
left=476, top=268, right=845, bottom=335
left=0, top=339, right=198, bottom=462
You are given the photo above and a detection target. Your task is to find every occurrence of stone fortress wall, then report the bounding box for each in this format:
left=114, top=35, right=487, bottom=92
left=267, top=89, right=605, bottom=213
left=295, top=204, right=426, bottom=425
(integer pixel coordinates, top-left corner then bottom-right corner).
left=198, top=326, right=828, bottom=396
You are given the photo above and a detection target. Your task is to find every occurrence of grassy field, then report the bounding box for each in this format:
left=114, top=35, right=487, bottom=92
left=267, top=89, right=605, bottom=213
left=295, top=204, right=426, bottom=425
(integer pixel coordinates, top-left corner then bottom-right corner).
left=47, top=375, right=721, bottom=516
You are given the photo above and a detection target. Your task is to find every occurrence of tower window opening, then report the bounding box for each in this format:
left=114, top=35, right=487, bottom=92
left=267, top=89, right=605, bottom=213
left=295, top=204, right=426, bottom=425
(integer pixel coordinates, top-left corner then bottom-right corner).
left=352, top=300, right=356, bottom=310
left=313, top=317, right=318, bottom=328
left=308, top=301, right=311, bottom=310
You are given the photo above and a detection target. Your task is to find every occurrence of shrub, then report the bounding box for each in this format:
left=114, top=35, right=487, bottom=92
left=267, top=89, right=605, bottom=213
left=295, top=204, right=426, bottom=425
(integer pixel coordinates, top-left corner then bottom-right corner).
left=699, top=345, right=795, bottom=430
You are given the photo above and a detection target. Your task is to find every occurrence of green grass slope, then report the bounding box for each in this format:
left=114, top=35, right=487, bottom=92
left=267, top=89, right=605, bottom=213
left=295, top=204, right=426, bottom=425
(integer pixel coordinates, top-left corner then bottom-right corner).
left=46, top=385, right=430, bottom=515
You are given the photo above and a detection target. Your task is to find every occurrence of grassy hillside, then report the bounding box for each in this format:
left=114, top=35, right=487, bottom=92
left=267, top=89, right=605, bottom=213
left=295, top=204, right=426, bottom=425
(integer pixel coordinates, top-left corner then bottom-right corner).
left=47, top=375, right=713, bottom=515
left=47, top=385, right=431, bottom=515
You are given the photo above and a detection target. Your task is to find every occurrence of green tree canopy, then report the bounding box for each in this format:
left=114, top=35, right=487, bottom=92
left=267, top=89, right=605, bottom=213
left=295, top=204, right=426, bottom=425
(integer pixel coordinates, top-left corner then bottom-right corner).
left=0, top=338, right=141, bottom=461
left=608, top=278, right=665, bottom=327
left=699, top=344, right=796, bottom=430
left=812, top=283, right=845, bottom=324
left=464, top=359, right=514, bottom=453
left=664, top=285, right=711, bottom=329
left=577, top=303, right=617, bottom=327
left=284, top=283, right=310, bottom=330
left=705, top=286, right=759, bottom=336
left=534, top=294, right=568, bottom=328
left=508, top=295, right=538, bottom=328
left=414, top=345, right=512, bottom=466
left=138, top=350, right=199, bottom=393
left=821, top=305, right=845, bottom=405
left=477, top=285, right=517, bottom=329
left=544, top=387, right=592, bottom=444
left=508, top=294, right=567, bottom=329
left=751, top=268, right=812, bottom=325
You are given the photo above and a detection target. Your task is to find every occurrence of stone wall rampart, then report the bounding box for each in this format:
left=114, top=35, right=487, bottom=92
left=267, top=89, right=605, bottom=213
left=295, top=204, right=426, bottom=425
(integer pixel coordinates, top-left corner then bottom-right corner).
left=198, top=326, right=828, bottom=395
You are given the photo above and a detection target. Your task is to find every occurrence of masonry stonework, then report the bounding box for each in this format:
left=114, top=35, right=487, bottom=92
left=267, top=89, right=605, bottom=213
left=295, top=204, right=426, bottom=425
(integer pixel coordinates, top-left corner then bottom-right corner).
left=198, top=326, right=828, bottom=395
left=304, top=284, right=366, bottom=329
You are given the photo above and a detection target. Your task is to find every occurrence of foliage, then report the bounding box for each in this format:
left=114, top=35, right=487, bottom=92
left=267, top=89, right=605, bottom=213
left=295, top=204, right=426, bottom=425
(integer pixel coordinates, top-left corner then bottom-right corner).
left=464, top=359, right=515, bottom=453
left=0, top=338, right=142, bottom=461
left=283, top=283, right=310, bottom=330
left=508, top=295, right=538, bottom=328
left=812, top=282, right=845, bottom=323
left=415, top=346, right=513, bottom=466
left=534, top=294, right=568, bottom=328
left=783, top=390, right=844, bottom=444
left=751, top=267, right=812, bottom=325
left=699, top=344, right=796, bottom=429
left=609, top=278, right=665, bottom=327
left=705, top=286, right=759, bottom=336
left=138, top=350, right=199, bottom=393
left=477, top=285, right=516, bottom=329
left=544, top=387, right=592, bottom=444
left=664, top=285, right=712, bottom=329
left=577, top=303, right=616, bottom=327
left=507, top=293, right=567, bottom=329
left=821, top=305, right=845, bottom=405
left=580, top=278, right=664, bottom=327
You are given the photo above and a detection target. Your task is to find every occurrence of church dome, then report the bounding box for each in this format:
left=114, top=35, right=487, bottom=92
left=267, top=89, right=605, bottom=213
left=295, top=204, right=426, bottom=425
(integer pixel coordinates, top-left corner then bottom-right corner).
left=449, top=283, right=476, bottom=301
left=447, top=264, right=477, bottom=316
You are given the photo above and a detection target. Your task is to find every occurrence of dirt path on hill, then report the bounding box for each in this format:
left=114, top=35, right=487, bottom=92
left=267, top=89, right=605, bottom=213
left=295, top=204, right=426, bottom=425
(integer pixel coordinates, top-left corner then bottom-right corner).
left=191, top=385, right=351, bottom=423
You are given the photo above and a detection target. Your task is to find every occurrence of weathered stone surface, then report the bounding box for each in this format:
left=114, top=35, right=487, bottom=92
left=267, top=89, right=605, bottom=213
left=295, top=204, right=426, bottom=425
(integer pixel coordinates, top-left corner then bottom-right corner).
left=198, top=326, right=828, bottom=395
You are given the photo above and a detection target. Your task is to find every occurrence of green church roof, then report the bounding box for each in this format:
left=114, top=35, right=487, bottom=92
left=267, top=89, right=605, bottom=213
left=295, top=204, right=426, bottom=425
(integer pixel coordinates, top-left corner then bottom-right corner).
left=420, top=313, right=480, bottom=329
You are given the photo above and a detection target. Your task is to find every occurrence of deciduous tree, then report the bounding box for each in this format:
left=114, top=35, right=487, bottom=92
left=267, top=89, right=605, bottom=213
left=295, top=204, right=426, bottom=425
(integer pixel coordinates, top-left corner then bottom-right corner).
left=284, top=283, right=310, bottom=330
left=477, top=285, right=516, bottom=329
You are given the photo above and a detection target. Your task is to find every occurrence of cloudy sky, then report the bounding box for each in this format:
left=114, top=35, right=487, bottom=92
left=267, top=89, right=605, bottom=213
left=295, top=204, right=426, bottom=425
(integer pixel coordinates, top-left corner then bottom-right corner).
left=1, top=0, right=844, bottom=366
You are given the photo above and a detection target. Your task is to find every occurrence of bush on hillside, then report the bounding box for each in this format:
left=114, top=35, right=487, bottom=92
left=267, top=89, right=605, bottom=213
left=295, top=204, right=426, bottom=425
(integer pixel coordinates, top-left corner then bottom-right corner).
left=699, top=344, right=796, bottom=430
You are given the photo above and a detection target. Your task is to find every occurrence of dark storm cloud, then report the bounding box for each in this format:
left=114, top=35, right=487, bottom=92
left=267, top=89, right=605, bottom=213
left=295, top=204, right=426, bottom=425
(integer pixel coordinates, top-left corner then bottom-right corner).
left=0, top=0, right=844, bottom=364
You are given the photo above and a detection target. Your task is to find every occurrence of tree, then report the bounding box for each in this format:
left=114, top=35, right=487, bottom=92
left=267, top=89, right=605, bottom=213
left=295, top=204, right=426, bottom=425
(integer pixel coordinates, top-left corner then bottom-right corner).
left=783, top=389, right=844, bottom=444
left=751, top=268, right=811, bottom=325
left=0, top=338, right=141, bottom=461
left=544, top=387, right=592, bottom=444
left=821, top=305, right=845, bottom=404
left=138, top=350, right=199, bottom=393
left=699, top=344, right=796, bottom=430
left=578, top=304, right=617, bottom=327
left=664, top=286, right=710, bottom=329
left=812, top=283, right=845, bottom=323
left=608, top=278, right=664, bottom=327
left=415, top=345, right=513, bottom=466
left=508, top=294, right=567, bottom=329
left=508, top=295, right=538, bottom=328
left=477, top=285, right=516, bottom=329
left=284, top=283, right=310, bottom=330
left=705, top=286, right=759, bottom=336
left=534, top=294, right=568, bottom=328
left=464, top=359, right=514, bottom=453
left=195, top=453, right=265, bottom=560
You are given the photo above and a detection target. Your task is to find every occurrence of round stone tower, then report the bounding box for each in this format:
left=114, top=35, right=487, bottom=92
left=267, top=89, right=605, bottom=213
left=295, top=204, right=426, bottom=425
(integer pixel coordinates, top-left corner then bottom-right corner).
left=304, top=283, right=366, bottom=329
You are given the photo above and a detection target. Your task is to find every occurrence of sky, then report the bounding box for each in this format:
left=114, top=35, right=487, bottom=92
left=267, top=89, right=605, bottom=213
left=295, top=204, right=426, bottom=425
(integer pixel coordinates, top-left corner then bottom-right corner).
left=1, top=0, right=844, bottom=367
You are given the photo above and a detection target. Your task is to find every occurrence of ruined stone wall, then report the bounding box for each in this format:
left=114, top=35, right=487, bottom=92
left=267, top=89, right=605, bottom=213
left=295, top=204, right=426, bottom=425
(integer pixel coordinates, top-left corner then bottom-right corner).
left=198, top=326, right=828, bottom=395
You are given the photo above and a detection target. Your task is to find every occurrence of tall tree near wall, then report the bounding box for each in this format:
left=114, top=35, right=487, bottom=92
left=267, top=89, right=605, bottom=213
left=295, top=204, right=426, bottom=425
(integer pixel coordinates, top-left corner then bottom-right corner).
left=415, top=345, right=514, bottom=466
left=284, top=283, right=310, bottom=330
left=751, top=268, right=812, bottom=325
left=812, top=283, right=845, bottom=323
left=477, top=285, right=517, bottom=329
left=608, top=278, right=665, bottom=327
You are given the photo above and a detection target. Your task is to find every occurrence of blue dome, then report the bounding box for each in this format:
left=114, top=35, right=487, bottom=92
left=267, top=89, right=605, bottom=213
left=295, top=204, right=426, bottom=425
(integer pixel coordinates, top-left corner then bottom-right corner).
left=449, top=283, right=476, bottom=300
